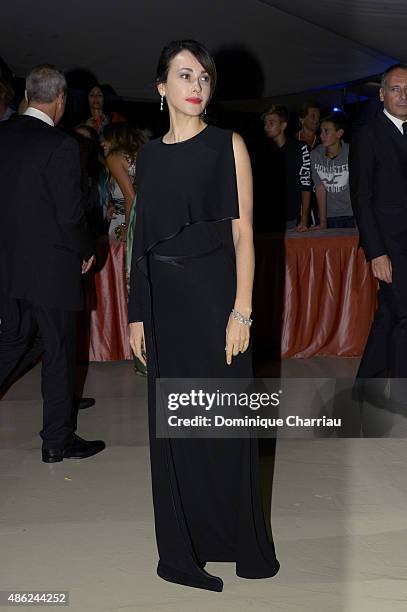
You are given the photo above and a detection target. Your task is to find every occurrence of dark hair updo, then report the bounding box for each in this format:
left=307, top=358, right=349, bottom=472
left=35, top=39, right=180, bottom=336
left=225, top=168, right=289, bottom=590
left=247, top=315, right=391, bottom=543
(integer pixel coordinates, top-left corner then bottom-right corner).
left=156, top=39, right=217, bottom=101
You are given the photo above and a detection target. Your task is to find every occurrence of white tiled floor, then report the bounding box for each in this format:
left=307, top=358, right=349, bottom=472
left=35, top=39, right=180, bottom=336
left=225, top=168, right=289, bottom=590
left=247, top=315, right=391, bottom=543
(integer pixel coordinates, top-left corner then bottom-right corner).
left=1, top=360, right=407, bottom=611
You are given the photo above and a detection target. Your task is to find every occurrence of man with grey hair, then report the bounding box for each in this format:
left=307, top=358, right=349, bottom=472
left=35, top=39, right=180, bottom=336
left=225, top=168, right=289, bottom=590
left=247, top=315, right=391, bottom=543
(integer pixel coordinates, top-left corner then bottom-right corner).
left=350, top=63, right=407, bottom=402
left=0, top=64, right=105, bottom=462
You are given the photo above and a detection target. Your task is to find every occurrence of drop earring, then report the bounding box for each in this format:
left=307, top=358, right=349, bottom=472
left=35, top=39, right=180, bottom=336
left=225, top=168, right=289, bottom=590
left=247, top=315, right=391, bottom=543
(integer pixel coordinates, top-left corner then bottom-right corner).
left=204, top=108, right=207, bottom=116
left=160, top=95, right=164, bottom=111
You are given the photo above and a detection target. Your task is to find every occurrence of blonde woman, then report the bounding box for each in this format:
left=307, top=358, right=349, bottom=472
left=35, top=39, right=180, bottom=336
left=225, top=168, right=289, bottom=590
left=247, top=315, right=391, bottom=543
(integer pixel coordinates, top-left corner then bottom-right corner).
left=102, top=123, right=149, bottom=376
left=101, top=123, right=148, bottom=242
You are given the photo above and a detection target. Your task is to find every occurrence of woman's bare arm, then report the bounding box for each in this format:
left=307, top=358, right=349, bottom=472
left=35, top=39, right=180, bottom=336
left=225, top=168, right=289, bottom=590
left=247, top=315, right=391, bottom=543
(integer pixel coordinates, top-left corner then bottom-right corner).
left=106, top=153, right=135, bottom=225
left=225, top=132, right=254, bottom=365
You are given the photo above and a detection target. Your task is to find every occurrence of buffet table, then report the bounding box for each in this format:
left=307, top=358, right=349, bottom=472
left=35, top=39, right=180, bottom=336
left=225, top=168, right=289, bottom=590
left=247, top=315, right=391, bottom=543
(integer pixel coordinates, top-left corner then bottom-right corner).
left=77, top=230, right=378, bottom=361
left=253, top=228, right=377, bottom=358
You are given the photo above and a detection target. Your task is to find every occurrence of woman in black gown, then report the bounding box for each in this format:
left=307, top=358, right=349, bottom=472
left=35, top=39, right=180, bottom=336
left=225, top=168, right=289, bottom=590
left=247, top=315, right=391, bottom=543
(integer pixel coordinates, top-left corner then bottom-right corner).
left=128, top=39, right=279, bottom=592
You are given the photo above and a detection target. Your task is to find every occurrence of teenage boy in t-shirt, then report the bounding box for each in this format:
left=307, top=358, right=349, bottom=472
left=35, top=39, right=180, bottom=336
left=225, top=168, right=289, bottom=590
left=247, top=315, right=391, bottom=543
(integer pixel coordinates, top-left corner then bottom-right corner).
left=310, top=112, right=355, bottom=229
left=260, top=105, right=312, bottom=231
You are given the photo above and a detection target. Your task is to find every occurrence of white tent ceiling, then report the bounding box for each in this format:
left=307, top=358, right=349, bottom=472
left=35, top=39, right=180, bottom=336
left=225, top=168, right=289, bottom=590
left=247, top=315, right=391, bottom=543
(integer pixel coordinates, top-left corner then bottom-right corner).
left=0, top=0, right=403, bottom=103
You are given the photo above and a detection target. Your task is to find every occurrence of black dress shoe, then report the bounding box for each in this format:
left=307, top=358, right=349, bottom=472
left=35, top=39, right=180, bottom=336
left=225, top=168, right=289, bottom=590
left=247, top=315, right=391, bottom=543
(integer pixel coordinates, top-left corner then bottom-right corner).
left=74, top=396, right=96, bottom=410
left=42, top=434, right=105, bottom=463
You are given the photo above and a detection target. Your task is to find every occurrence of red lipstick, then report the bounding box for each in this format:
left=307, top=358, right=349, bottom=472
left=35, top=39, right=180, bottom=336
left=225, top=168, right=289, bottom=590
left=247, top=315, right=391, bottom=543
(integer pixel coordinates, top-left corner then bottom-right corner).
left=186, top=97, right=202, bottom=104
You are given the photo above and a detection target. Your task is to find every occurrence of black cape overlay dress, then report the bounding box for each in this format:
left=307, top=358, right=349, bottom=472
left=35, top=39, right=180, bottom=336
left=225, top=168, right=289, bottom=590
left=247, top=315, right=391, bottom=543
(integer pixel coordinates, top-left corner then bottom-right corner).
left=128, top=125, right=280, bottom=592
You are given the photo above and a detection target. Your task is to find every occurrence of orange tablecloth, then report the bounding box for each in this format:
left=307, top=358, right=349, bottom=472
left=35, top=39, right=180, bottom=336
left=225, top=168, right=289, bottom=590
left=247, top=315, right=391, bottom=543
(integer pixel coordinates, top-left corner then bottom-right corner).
left=78, top=230, right=378, bottom=361
left=254, top=228, right=377, bottom=358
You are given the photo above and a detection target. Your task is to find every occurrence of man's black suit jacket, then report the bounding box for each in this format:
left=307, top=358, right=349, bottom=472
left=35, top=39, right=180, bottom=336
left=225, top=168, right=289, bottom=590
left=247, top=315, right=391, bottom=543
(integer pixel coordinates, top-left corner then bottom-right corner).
left=349, top=111, right=407, bottom=262
left=0, top=115, right=94, bottom=311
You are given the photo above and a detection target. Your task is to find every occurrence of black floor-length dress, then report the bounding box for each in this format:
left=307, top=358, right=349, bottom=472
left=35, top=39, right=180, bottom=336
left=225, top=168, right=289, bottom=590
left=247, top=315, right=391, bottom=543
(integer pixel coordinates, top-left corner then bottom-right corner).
left=128, top=125, right=280, bottom=592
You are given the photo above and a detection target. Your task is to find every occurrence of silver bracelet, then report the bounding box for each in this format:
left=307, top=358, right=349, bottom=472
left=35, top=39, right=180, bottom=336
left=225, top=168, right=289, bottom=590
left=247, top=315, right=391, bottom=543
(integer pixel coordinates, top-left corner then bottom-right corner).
left=231, top=308, right=253, bottom=327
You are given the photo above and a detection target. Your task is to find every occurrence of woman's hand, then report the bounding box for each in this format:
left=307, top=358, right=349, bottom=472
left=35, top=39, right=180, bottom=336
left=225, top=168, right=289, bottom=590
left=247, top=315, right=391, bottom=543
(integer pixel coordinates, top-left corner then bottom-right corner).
left=114, top=223, right=127, bottom=242
left=225, top=313, right=250, bottom=365
left=129, top=322, right=146, bottom=366
left=119, top=224, right=127, bottom=243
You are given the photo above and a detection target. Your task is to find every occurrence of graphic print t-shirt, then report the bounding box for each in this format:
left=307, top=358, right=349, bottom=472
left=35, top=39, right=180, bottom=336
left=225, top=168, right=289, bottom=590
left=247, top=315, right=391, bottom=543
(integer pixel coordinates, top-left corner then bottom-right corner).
left=253, top=137, right=311, bottom=231
left=310, top=142, right=353, bottom=217
left=281, top=137, right=312, bottom=221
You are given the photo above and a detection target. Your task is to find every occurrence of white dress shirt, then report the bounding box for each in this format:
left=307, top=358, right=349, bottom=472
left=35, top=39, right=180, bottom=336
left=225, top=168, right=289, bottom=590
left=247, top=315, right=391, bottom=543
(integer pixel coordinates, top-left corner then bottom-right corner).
left=383, top=108, right=405, bottom=134
left=24, top=106, right=54, bottom=127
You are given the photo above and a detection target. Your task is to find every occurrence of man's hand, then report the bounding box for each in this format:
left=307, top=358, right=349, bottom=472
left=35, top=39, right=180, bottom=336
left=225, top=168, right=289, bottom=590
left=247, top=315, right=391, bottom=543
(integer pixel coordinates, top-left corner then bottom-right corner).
left=82, top=255, right=95, bottom=275
left=129, top=322, right=146, bottom=366
left=371, top=254, right=392, bottom=283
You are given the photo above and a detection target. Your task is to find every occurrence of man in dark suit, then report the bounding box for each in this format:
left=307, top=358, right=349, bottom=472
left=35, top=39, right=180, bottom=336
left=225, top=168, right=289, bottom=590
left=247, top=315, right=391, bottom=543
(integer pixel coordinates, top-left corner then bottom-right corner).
left=350, top=64, right=407, bottom=400
left=0, top=64, right=105, bottom=462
